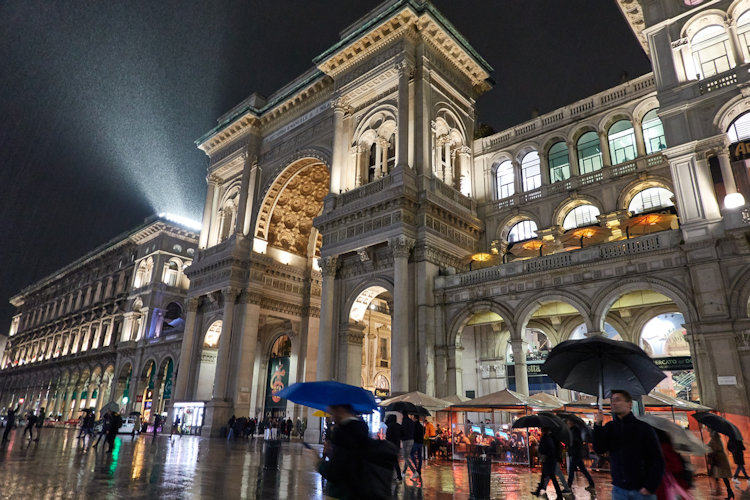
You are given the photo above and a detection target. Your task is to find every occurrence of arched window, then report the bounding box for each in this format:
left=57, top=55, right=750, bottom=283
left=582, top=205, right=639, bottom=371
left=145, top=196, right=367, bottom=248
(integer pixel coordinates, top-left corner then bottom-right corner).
left=163, top=261, right=179, bottom=287
left=495, top=160, right=515, bottom=199
left=642, top=109, right=667, bottom=154
left=562, top=204, right=601, bottom=230
left=691, top=24, right=732, bottom=79
left=608, top=120, right=636, bottom=164
left=628, top=187, right=675, bottom=214
left=270, top=335, right=292, bottom=358
left=727, top=111, right=750, bottom=142
left=133, top=258, right=153, bottom=289
left=386, top=134, right=396, bottom=172
left=738, top=11, right=750, bottom=60
left=508, top=220, right=538, bottom=243
left=577, top=131, right=602, bottom=174
left=203, top=321, right=222, bottom=348
left=521, top=151, right=541, bottom=191
left=548, top=141, right=570, bottom=183
left=368, top=143, right=377, bottom=182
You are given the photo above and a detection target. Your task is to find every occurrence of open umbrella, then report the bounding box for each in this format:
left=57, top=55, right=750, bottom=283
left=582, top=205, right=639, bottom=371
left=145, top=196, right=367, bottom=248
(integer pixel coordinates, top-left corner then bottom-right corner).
left=512, top=414, right=560, bottom=431
left=413, top=406, right=431, bottom=417
left=384, top=401, right=418, bottom=414
left=638, top=414, right=706, bottom=455
left=509, top=239, right=545, bottom=258
left=312, top=410, right=329, bottom=418
left=100, top=401, right=119, bottom=415
left=537, top=411, right=571, bottom=446
left=541, top=336, right=666, bottom=408
left=690, top=412, right=743, bottom=441
left=557, top=412, right=593, bottom=441
left=561, top=225, right=609, bottom=249
left=276, top=381, right=378, bottom=414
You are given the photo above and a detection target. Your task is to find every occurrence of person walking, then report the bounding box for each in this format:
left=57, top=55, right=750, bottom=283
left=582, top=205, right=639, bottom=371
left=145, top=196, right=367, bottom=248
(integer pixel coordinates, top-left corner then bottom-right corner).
left=22, top=411, right=37, bottom=440
left=248, top=417, right=257, bottom=439
left=531, top=427, right=564, bottom=498
left=93, top=411, right=111, bottom=448
left=424, top=417, right=436, bottom=459
left=2, top=404, right=19, bottom=442
left=316, top=404, right=370, bottom=499
left=410, top=414, right=424, bottom=479
left=729, top=438, right=749, bottom=484
left=400, top=411, right=417, bottom=478
left=593, top=389, right=665, bottom=499
left=152, top=414, right=161, bottom=438
left=654, top=429, right=694, bottom=500
left=566, top=419, right=596, bottom=493
left=78, top=410, right=95, bottom=441
left=34, top=407, right=45, bottom=442
left=708, top=430, right=735, bottom=499
left=385, top=414, right=403, bottom=481
left=105, top=412, right=123, bottom=453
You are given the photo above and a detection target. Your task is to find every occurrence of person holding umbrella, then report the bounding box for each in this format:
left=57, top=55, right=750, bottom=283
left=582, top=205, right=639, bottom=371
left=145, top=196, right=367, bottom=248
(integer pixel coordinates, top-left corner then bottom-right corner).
left=531, top=427, right=564, bottom=498
left=593, top=389, right=664, bottom=499
left=566, top=418, right=596, bottom=493
left=385, top=414, right=403, bottom=482
left=728, top=438, right=749, bottom=485
left=708, top=430, right=734, bottom=499
left=317, top=404, right=370, bottom=499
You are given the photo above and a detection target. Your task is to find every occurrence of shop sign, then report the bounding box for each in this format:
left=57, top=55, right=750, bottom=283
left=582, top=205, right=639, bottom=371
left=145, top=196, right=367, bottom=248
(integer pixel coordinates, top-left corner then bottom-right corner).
left=652, top=356, right=693, bottom=371
left=730, top=141, right=750, bottom=162
left=135, top=395, right=144, bottom=403
left=374, top=388, right=389, bottom=398
left=506, top=363, right=545, bottom=376
left=717, top=376, right=738, bottom=386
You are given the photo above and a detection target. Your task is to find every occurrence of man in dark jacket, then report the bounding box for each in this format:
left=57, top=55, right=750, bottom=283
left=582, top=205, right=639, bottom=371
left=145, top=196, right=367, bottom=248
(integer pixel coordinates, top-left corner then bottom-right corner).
left=567, top=419, right=595, bottom=491
left=532, top=427, right=564, bottom=497
left=385, top=414, right=403, bottom=481
left=410, top=415, right=424, bottom=478
left=400, top=411, right=416, bottom=477
left=317, top=404, right=370, bottom=499
left=2, top=405, right=20, bottom=442
left=593, top=389, right=664, bottom=499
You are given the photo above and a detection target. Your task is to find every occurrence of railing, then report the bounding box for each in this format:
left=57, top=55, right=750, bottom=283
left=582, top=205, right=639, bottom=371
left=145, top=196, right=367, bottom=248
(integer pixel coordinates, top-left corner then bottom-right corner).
left=489, top=153, right=666, bottom=214
left=429, top=177, right=475, bottom=211
left=335, top=174, right=395, bottom=208
left=448, top=230, right=679, bottom=289
left=699, top=72, right=737, bottom=95
left=197, top=234, right=235, bottom=260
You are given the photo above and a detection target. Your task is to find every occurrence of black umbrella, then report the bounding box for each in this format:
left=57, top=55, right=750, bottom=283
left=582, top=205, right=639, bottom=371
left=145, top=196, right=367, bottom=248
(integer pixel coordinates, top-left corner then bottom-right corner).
left=384, top=401, right=418, bottom=414
left=541, top=336, right=666, bottom=407
left=413, top=405, right=431, bottom=417
left=537, top=411, right=571, bottom=446
left=512, top=414, right=560, bottom=431
left=557, top=412, right=593, bottom=441
left=691, top=412, right=743, bottom=441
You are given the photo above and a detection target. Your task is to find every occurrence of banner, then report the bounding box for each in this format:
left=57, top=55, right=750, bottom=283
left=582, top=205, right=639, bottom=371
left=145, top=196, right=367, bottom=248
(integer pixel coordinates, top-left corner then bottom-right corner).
left=264, top=357, right=290, bottom=409
left=652, top=356, right=693, bottom=371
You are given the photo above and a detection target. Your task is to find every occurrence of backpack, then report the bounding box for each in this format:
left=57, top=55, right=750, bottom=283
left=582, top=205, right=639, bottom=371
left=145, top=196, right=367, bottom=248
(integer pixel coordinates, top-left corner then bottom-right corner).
left=355, top=438, right=399, bottom=500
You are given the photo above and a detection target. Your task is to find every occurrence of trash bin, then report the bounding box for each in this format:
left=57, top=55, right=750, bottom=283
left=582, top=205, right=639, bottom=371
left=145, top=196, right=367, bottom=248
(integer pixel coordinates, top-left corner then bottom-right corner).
left=466, top=455, right=491, bottom=500
left=263, top=439, right=282, bottom=470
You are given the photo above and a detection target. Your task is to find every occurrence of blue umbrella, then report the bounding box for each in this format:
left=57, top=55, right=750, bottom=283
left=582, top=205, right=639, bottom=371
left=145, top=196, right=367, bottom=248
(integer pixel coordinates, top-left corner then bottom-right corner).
left=276, top=381, right=377, bottom=414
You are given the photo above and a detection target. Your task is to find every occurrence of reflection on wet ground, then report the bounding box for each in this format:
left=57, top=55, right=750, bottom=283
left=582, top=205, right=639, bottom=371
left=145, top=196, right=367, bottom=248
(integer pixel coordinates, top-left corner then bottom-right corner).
left=0, top=428, right=735, bottom=499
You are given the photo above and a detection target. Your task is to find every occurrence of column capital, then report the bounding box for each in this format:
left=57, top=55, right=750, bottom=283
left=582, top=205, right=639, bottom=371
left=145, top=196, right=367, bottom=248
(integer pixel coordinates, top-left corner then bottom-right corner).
left=186, top=297, right=201, bottom=313
left=396, top=60, right=415, bottom=79
left=341, top=322, right=366, bottom=346
left=331, top=96, right=351, bottom=115
left=221, top=287, right=241, bottom=301
left=206, top=174, right=221, bottom=186
left=389, top=236, right=415, bottom=259
left=318, top=256, right=339, bottom=278
left=238, top=290, right=262, bottom=305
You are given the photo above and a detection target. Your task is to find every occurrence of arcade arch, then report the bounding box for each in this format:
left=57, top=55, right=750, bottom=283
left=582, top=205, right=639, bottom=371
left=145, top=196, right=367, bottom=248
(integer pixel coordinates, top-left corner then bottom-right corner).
left=348, top=286, right=393, bottom=396
left=195, top=320, right=222, bottom=401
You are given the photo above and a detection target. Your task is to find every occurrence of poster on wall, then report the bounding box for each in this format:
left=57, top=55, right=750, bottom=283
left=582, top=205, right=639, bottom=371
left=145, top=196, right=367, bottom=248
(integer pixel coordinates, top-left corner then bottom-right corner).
left=264, top=357, right=290, bottom=409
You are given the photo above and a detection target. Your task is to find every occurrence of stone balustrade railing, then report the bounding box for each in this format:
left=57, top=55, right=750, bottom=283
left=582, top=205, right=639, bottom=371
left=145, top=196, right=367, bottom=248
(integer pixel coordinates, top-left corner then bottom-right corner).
left=436, top=230, right=681, bottom=289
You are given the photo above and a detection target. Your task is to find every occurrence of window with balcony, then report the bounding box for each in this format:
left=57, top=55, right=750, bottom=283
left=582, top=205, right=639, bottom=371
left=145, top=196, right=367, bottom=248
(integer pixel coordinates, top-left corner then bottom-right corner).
left=691, top=24, right=732, bottom=79
left=577, top=131, right=603, bottom=174
left=495, top=160, right=515, bottom=199
left=508, top=220, right=538, bottom=243
left=548, top=141, right=570, bottom=183
left=608, top=120, right=637, bottom=165
left=163, top=260, right=180, bottom=287
left=521, top=151, right=542, bottom=191
left=562, top=204, right=601, bottom=230
left=642, top=109, right=667, bottom=154
left=628, top=187, right=675, bottom=214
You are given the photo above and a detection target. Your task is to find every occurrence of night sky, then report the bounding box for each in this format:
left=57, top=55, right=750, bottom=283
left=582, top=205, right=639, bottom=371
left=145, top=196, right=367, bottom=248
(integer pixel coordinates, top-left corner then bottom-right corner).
left=0, top=1, right=650, bottom=333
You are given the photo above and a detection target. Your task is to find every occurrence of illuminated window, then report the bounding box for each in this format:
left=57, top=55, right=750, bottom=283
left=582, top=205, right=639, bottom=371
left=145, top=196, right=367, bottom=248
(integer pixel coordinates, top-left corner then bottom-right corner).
left=691, top=25, right=732, bottom=79
left=203, top=321, right=222, bottom=348
left=548, top=141, right=570, bottom=183
left=495, top=160, right=514, bottom=199
left=508, top=220, right=538, bottom=243
left=577, top=131, right=602, bottom=174
left=608, top=120, right=636, bottom=164
left=642, top=109, right=667, bottom=154
left=521, top=151, right=541, bottom=191
left=727, top=111, right=750, bottom=142
left=563, top=204, right=600, bottom=230
left=163, top=261, right=179, bottom=287
left=629, top=187, right=674, bottom=214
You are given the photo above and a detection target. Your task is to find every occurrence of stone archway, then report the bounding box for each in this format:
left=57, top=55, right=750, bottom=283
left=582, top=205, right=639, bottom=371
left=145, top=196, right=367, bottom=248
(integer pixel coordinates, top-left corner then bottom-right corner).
left=346, top=285, right=393, bottom=395
left=195, top=320, right=222, bottom=401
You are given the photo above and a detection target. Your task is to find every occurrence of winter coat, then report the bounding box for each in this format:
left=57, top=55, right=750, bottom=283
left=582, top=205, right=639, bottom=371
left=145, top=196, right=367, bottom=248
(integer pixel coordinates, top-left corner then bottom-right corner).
left=708, top=433, right=732, bottom=479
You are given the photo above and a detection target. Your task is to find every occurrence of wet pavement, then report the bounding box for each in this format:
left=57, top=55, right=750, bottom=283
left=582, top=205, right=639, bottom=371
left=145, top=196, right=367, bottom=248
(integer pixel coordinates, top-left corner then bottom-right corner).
left=0, top=427, right=737, bottom=499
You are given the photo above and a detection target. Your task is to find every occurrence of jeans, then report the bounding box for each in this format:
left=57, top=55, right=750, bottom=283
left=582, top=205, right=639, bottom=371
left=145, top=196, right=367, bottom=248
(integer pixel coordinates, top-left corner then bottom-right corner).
left=401, top=439, right=415, bottom=473
left=410, top=443, right=423, bottom=474
left=568, top=456, right=595, bottom=486
left=611, top=485, right=656, bottom=499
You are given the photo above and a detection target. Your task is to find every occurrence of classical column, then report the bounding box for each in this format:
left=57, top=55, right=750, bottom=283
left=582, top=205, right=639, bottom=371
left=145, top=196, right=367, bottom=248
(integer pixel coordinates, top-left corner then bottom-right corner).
left=512, top=159, right=522, bottom=194
left=389, top=236, right=415, bottom=393
left=457, top=146, right=472, bottom=194
left=151, top=373, right=165, bottom=418
left=120, top=314, right=134, bottom=342
left=330, top=98, right=348, bottom=193
left=568, top=142, right=580, bottom=177
left=374, top=139, right=383, bottom=179
left=212, top=287, right=240, bottom=400
left=598, top=131, right=612, bottom=166
left=718, top=151, right=746, bottom=207
left=446, top=345, right=463, bottom=398
left=396, top=60, right=411, bottom=168
left=230, top=293, right=261, bottom=416
left=173, top=297, right=200, bottom=401
left=633, top=119, right=647, bottom=157
left=339, top=322, right=366, bottom=386
left=539, top=150, right=550, bottom=185
left=727, top=21, right=746, bottom=66
left=96, top=380, right=107, bottom=414
left=510, top=339, right=529, bottom=395
left=201, top=176, right=220, bottom=249
left=316, top=256, right=338, bottom=381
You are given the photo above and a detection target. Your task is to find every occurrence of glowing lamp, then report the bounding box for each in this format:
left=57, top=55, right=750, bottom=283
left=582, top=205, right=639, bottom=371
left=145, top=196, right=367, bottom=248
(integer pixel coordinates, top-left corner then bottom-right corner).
left=725, top=193, right=745, bottom=209
left=471, top=253, right=492, bottom=262
left=18, top=398, right=24, bottom=404
left=122, top=396, right=129, bottom=404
